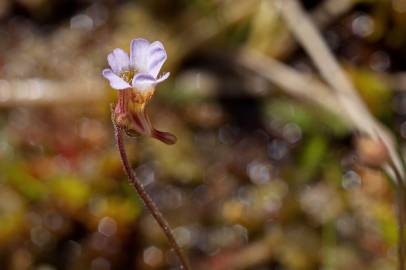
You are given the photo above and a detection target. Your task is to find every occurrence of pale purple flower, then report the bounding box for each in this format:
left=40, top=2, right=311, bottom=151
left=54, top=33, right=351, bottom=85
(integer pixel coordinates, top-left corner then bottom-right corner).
left=102, top=38, right=170, bottom=92
left=103, top=38, right=176, bottom=145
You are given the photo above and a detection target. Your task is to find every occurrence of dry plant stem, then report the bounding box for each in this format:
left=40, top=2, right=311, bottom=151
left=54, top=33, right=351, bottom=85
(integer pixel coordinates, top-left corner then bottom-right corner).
left=241, top=53, right=405, bottom=270
left=239, top=49, right=349, bottom=121
left=112, top=119, right=191, bottom=270
left=277, top=0, right=406, bottom=268
left=277, top=0, right=404, bottom=182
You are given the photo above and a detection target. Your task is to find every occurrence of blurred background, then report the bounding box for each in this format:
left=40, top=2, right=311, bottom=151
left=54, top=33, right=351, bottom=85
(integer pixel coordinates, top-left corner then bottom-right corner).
left=1, top=0, right=406, bottom=269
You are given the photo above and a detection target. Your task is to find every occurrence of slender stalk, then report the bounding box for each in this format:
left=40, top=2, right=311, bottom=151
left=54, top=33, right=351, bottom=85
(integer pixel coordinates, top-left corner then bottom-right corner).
left=112, top=118, right=191, bottom=270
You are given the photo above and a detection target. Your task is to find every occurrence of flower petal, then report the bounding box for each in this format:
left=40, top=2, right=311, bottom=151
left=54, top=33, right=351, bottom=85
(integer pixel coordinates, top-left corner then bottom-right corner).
left=130, top=38, right=150, bottom=73
left=148, top=41, right=167, bottom=78
left=107, top=48, right=130, bottom=74
left=131, top=72, right=156, bottom=91
left=102, top=69, right=131, bottom=90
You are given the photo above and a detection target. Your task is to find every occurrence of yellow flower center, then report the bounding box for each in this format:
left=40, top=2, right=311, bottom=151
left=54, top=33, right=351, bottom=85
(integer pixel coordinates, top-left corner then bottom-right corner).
left=118, top=69, right=155, bottom=109
left=120, top=70, right=135, bottom=83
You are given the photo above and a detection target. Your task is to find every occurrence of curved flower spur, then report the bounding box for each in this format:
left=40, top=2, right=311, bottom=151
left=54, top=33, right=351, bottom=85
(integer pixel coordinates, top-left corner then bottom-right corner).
left=103, top=38, right=176, bottom=145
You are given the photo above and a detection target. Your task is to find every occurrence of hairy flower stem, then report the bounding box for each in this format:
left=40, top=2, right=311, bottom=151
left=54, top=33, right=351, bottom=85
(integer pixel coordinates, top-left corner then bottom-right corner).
left=392, top=163, right=406, bottom=270
left=112, top=117, right=191, bottom=270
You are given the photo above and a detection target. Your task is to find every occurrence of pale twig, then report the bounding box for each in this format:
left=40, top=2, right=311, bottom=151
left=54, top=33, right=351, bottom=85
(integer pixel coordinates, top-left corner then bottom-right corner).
left=276, top=0, right=404, bottom=182
left=239, top=49, right=350, bottom=123
left=276, top=0, right=405, bottom=269
left=0, top=78, right=107, bottom=106
left=112, top=117, right=191, bottom=270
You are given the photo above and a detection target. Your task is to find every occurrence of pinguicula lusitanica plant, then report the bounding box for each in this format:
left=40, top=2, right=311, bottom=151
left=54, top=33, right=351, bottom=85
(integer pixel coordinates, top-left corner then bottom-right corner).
left=103, top=38, right=190, bottom=270
left=103, top=38, right=176, bottom=145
